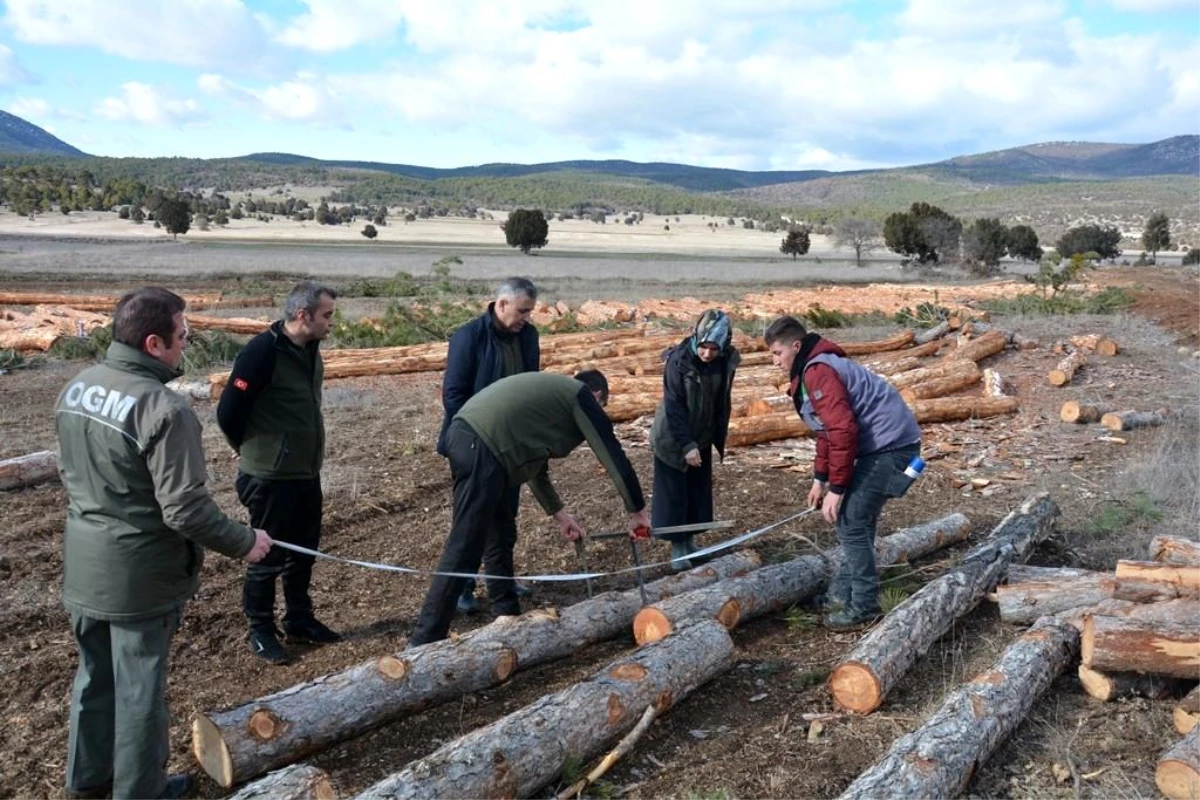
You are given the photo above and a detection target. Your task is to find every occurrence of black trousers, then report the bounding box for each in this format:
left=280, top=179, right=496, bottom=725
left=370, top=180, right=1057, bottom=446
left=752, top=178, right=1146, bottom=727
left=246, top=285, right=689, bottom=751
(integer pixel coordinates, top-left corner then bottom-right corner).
left=461, top=484, right=520, bottom=598
left=650, top=448, right=713, bottom=541
left=236, top=473, right=323, bottom=631
left=409, top=420, right=519, bottom=646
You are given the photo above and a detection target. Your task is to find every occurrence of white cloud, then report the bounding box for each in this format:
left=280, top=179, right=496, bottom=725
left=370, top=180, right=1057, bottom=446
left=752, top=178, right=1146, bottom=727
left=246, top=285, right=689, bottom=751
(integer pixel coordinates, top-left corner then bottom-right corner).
left=1102, top=0, right=1198, bottom=10
left=0, top=44, right=31, bottom=85
left=4, top=0, right=268, bottom=68
left=896, top=0, right=1067, bottom=37
left=198, top=73, right=343, bottom=124
left=95, top=82, right=208, bottom=126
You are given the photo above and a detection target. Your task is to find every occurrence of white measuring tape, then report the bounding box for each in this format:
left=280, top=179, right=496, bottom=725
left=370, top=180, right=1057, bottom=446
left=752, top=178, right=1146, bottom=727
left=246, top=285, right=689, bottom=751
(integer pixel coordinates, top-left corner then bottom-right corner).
left=271, top=507, right=816, bottom=583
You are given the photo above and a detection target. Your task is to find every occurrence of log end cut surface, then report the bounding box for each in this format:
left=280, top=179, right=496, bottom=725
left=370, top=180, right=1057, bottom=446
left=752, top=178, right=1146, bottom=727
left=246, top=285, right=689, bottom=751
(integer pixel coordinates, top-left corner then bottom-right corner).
left=828, top=662, right=882, bottom=714
left=1157, top=758, right=1200, bottom=800
left=192, top=714, right=235, bottom=788
left=494, top=648, right=519, bottom=682
left=715, top=598, right=742, bottom=630
left=632, top=608, right=672, bottom=646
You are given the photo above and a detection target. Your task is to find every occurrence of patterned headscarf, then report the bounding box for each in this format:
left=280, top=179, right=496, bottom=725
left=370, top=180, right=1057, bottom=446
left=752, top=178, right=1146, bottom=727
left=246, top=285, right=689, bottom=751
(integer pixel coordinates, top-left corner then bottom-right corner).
left=690, top=309, right=732, bottom=356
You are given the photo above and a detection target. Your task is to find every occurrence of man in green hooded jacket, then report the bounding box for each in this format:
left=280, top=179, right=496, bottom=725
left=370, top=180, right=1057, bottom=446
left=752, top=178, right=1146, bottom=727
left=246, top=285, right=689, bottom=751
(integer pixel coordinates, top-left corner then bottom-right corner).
left=55, top=287, right=272, bottom=800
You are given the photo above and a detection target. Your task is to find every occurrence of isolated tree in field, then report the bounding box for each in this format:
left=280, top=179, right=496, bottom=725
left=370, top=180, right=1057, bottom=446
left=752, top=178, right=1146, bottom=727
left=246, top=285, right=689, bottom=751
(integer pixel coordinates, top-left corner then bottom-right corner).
left=961, top=217, right=1008, bottom=270
left=130, top=206, right=145, bottom=224
left=1006, top=224, right=1042, bottom=262
left=834, top=217, right=881, bottom=267
left=502, top=208, right=549, bottom=254
left=157, top=198, right=190, bottom=239
left=1056, top=224, right=1121, bottom=260
left=884, top=202, right=961, bottom=264
left=1141, top=212, right=1170, bottom=262
left=361, top=223, right=378, bottom=239
left=780, top=225, right=811, bottom=260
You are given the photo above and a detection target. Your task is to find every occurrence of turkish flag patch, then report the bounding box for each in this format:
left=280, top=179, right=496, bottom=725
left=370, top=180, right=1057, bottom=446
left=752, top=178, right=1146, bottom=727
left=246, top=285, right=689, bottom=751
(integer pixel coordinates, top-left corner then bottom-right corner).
left=233, top=378, right=250, bottom=391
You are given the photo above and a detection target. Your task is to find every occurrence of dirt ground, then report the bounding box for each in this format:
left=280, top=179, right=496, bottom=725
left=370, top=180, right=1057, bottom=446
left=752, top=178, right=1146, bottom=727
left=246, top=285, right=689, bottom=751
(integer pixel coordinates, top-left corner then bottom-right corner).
left=0, top=252, right=1197, bottom=799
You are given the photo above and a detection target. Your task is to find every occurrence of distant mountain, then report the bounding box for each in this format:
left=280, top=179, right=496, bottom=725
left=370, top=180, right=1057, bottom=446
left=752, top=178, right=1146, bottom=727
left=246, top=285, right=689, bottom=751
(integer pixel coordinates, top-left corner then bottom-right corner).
left=241, top=152, right=838, bottom=192
left=924, top=135, right=1198, bottom=183
left=0, top=110, right=87, bottom=157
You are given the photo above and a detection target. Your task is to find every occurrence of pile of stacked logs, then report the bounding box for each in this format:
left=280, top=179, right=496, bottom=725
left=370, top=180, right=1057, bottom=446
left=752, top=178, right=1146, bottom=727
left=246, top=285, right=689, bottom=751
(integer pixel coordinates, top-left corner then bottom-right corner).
left=990, top=534, right=1200, bottom=800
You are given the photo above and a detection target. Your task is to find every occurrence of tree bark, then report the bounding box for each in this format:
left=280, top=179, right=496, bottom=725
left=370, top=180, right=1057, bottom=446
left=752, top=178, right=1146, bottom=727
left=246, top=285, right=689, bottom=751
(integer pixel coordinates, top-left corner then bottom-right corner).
left=192, top=551, right=760, bottom=788
left=1175, top=686, right=1200, bottom=735
left=1059, top=401, right=1106, bottom=424
left=836, top=331, right=916, bottom=356
left=0, top=450, right=58, bottom=491
left=944, top=329, right=1007, bottom=364
left=1069, top=334, right=1119, bottom=356
left=1101, top=409, right=1168, bottom=431
left=898, top=363, right=982, bottom=403
left=1081, top=615, right=1200, bottom=678
left=992, top=566, right=1111, bottom=625
left=632, top=513, right=972, bottom=646
left=1156, top=724, right=1200, bottom=800
left=1114, top=561, right=1199, bottom=593
left=726, top=411, right=811, bottom=447
left=226, top=764, right=336, bottom=800
left=1109, top=576, right=1200, bottom=603
left=1151, top=536, right=1200, bottom=567
left=1011, top=333, right=1039, bottom=350
left=889, top=359, right=981, bottom=391
left=1077, top=664, right=1187, bottom=702
left=864, top=356, right=922, bottom=377
left=356, top=620, right=736, bottom=800
left=1048, top=349, right=1087, bottom=386
left=982, top=368, right=1007, bottom=398
left=187, top=314, right=271, bottom=335
left=913, top=320, right=950, bottom=345
left=830, top=494, right=1058, bottom=714
left=838, top=616, right=1079, bottom=800
left=909, top=396, right=1019, bottom=423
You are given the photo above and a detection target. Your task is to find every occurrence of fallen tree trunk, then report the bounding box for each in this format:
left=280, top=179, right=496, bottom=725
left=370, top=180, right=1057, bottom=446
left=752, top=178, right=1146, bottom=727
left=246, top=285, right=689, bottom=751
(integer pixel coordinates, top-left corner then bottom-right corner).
left=356, top=620, right=736, bottom=800
left=187, top=314, right=271, bottom=335
left=838, top=616, right=1079, bottom=800
left=1175, top=686, right=1200, bottom=735
left=227, top=764, right=336, bottom=800
left=1109, top=576, right=1200, bottom=603
left=726, top=411, right=810, bottom=447
left=1156, top=724, right=1200, bottom=800
left=1150, top=535, right=1200, bottom=567
left=1060, top=401, right=1106, bottom=424
left=1101, top=409, right=1168, bottom=431
left=910, top=396, right=1019, bottom=423
left=0, top=450, right=58, bottom=491
left=913, top=320, right=950, bottom=345
left=633, top=513, right=972, bottom=646
left=836, top=331, right=915, bottom=356
left=1011, top=333, right=1039, bottom=350
left=889, top=359, right=981, bottom=391
left=899, top=363, right=982, bottom=403
left=193, top=551, right=760, bottom=787
left=830, top=494, right=1058, bottom=714
left=864, top=356, right=922, bottom=377
left=1080, top=615, right=1200, bottom=679
left=1069, top=334, right=1119, bottom=356
left=945, top=329, right=1007, bottom=364
left=1048, top=349, right=1087, bottom=386
left=1114, top=561, right=1200, bottom=593
left=1077, top=664, right=1187, bottom=702
left=992, top=566, right=1111, bottom=625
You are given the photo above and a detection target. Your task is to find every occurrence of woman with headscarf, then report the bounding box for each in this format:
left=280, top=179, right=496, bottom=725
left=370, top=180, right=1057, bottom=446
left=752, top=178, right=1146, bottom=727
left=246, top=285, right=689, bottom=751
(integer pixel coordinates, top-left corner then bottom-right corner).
left=649, top=309, right=740, bottom=570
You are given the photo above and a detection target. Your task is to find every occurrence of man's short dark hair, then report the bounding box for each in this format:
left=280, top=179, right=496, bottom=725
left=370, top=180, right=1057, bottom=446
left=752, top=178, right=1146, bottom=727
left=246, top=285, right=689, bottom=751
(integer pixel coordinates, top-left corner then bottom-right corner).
left=764, top=315, right=808, bottom=347
left=497, top=276, right=537, bottom=302
left=573, top=369, right=609, bottom=405
left=113, top=287, right=186, bottom=350
left=284, top=281, right=337, bottom=321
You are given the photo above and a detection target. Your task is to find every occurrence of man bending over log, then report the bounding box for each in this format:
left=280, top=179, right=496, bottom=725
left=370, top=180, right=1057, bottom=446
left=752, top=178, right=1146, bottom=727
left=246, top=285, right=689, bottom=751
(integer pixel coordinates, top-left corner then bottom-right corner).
left=408, top=370, right=650, bottom=646
left=766, top=316, right=922, bottom=630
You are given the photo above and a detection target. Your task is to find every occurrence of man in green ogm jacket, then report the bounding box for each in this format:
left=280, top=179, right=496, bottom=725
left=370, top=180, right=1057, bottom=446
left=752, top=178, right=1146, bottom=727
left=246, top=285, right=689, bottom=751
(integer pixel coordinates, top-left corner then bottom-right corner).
left=408, top=370, right=651, bottom=646
left=55, top=287, right=272, bottom=800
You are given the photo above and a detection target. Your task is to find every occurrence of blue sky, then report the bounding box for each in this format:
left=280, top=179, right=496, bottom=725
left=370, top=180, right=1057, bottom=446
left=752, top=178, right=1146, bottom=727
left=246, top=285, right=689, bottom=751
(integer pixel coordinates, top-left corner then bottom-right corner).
left=0, top=0, right=1196, bottom=171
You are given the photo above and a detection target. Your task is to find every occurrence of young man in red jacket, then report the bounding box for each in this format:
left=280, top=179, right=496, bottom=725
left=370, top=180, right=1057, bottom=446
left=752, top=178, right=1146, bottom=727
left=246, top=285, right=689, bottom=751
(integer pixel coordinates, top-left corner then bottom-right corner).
left=766, top=316, right=922, bottom=629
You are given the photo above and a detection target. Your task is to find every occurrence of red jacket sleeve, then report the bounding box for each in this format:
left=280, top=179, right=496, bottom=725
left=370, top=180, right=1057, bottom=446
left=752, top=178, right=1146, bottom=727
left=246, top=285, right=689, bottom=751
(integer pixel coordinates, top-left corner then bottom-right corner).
left=805, top=363, right=858, bottom=492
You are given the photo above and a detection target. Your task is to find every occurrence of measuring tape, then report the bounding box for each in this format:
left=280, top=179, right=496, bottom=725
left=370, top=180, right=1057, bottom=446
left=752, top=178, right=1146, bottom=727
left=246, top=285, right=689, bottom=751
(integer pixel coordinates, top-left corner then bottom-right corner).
left=271, top=507, right=816, bottom=583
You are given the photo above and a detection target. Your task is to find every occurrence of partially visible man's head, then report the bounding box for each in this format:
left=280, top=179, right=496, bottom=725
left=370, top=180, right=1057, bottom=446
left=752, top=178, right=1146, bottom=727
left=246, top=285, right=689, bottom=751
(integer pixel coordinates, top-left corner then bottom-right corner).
left=764, top=315, right=809, bottom=374
left=284, top=281, right=337, bottom=342
left=113, top=287, right=189, bottom=368
left=573, top=369, right=609, bottom=407
left=494, top=276, right=538, bottom=333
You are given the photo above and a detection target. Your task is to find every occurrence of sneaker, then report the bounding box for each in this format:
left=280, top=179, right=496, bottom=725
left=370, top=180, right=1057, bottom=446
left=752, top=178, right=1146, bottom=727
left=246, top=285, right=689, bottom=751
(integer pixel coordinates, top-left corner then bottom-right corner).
left=248, top=627, right=292, bottom=665
left=823, top=606, right=883, bottom=631
left=65, top=783, right=111, bottom=800
left=158, top=773, right=195, bottom=800
left=284, top=618, right=342, bottom=644
left=513, top=582, right=534, bottom=598
left=456, top=592, right=480, bottom=615
left=669, top=541, right=693, bottom=573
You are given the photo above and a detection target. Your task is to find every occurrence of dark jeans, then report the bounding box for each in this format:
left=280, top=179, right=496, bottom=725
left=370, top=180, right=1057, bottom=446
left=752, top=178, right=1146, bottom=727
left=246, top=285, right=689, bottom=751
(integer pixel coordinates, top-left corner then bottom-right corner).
left=67, top=606, right=181, bottom=800
left=236, top=473, right=323, bottom=632
left=410, top=420, right=519, bottom=646
left=461, top=485, right=520, bottom=598
left=829, top=444, right=921, bottom=614
left=650, top=449, right=713, bottom=541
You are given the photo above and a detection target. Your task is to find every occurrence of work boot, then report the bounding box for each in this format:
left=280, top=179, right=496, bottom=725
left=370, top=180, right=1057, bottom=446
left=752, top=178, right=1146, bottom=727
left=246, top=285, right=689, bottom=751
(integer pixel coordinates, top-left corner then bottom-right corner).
left=456, top=591, right=480, bottom=615
left=513, top=582, right=534, bottom=598
left=65, top=783, right=111, bottom=800
left=492, top=599, right=521, bottom=617
left=248, top=626, right=292, bottom=665
left=823, top=606, right=883, bottom=631
left=158, top=773, right=195, bottom=799
left=284, top=617, right=342, bottom=644
left=669, top=541, right=693, bottom=573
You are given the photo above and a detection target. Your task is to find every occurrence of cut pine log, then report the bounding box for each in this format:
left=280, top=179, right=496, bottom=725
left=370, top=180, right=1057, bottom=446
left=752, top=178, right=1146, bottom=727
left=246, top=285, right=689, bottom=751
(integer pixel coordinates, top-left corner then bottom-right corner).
left=1114, top=561, right=1200, bottom=593
left=982, top=368, right=1008, bottom=398
left=889, top=358, right=985, bottom=391
left=1048, top=349, right=1087, bottom=386
left=864, top=356, right=923, bottom=377
left=898, top=363, right=982, bottom=403
left=1077, top=664, right=1187, bottom=702
left=187, top=314, right=271, bottom=335
left=192, top=551, right=760, bottom=787
left=1101, top=409, right=1169, bottom=431
left=726, top=411, right=810, bottom=447
left=355, top=620, right=736, bottom=800
left=1069, top=334, right=1119, bottom=356
left=1080, top=615, right=1200, bottom=678
left=913, top=320, right=951, bottom=345
left=838, top=616, right=1079, bottom=800
left=992, top=566, right=1111, bottom=625
left=1150, top=535, right=1200, bottom=567
left=1109, top=576, right=1200, bottom=603
left=632, top=513, right=972, bottom=646
left=835, top=331, right=915, bottom=356
left=1059, top=400, right=1106, bottom=424
left=1011, top=333, right=1039, bottom=350
left=910, top=396, right=1019, bottom=423
left=830, top=494, right=1058, bottom=714
left=1175, top=686, right=1200, bottom=735
left=0, top=450, right=58, bottom=491
left=1156, top=724, right=1200, bottom=800
left=945, top=329, right=1007, bottom=364
left=227, top=764, right=336, bottom=800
